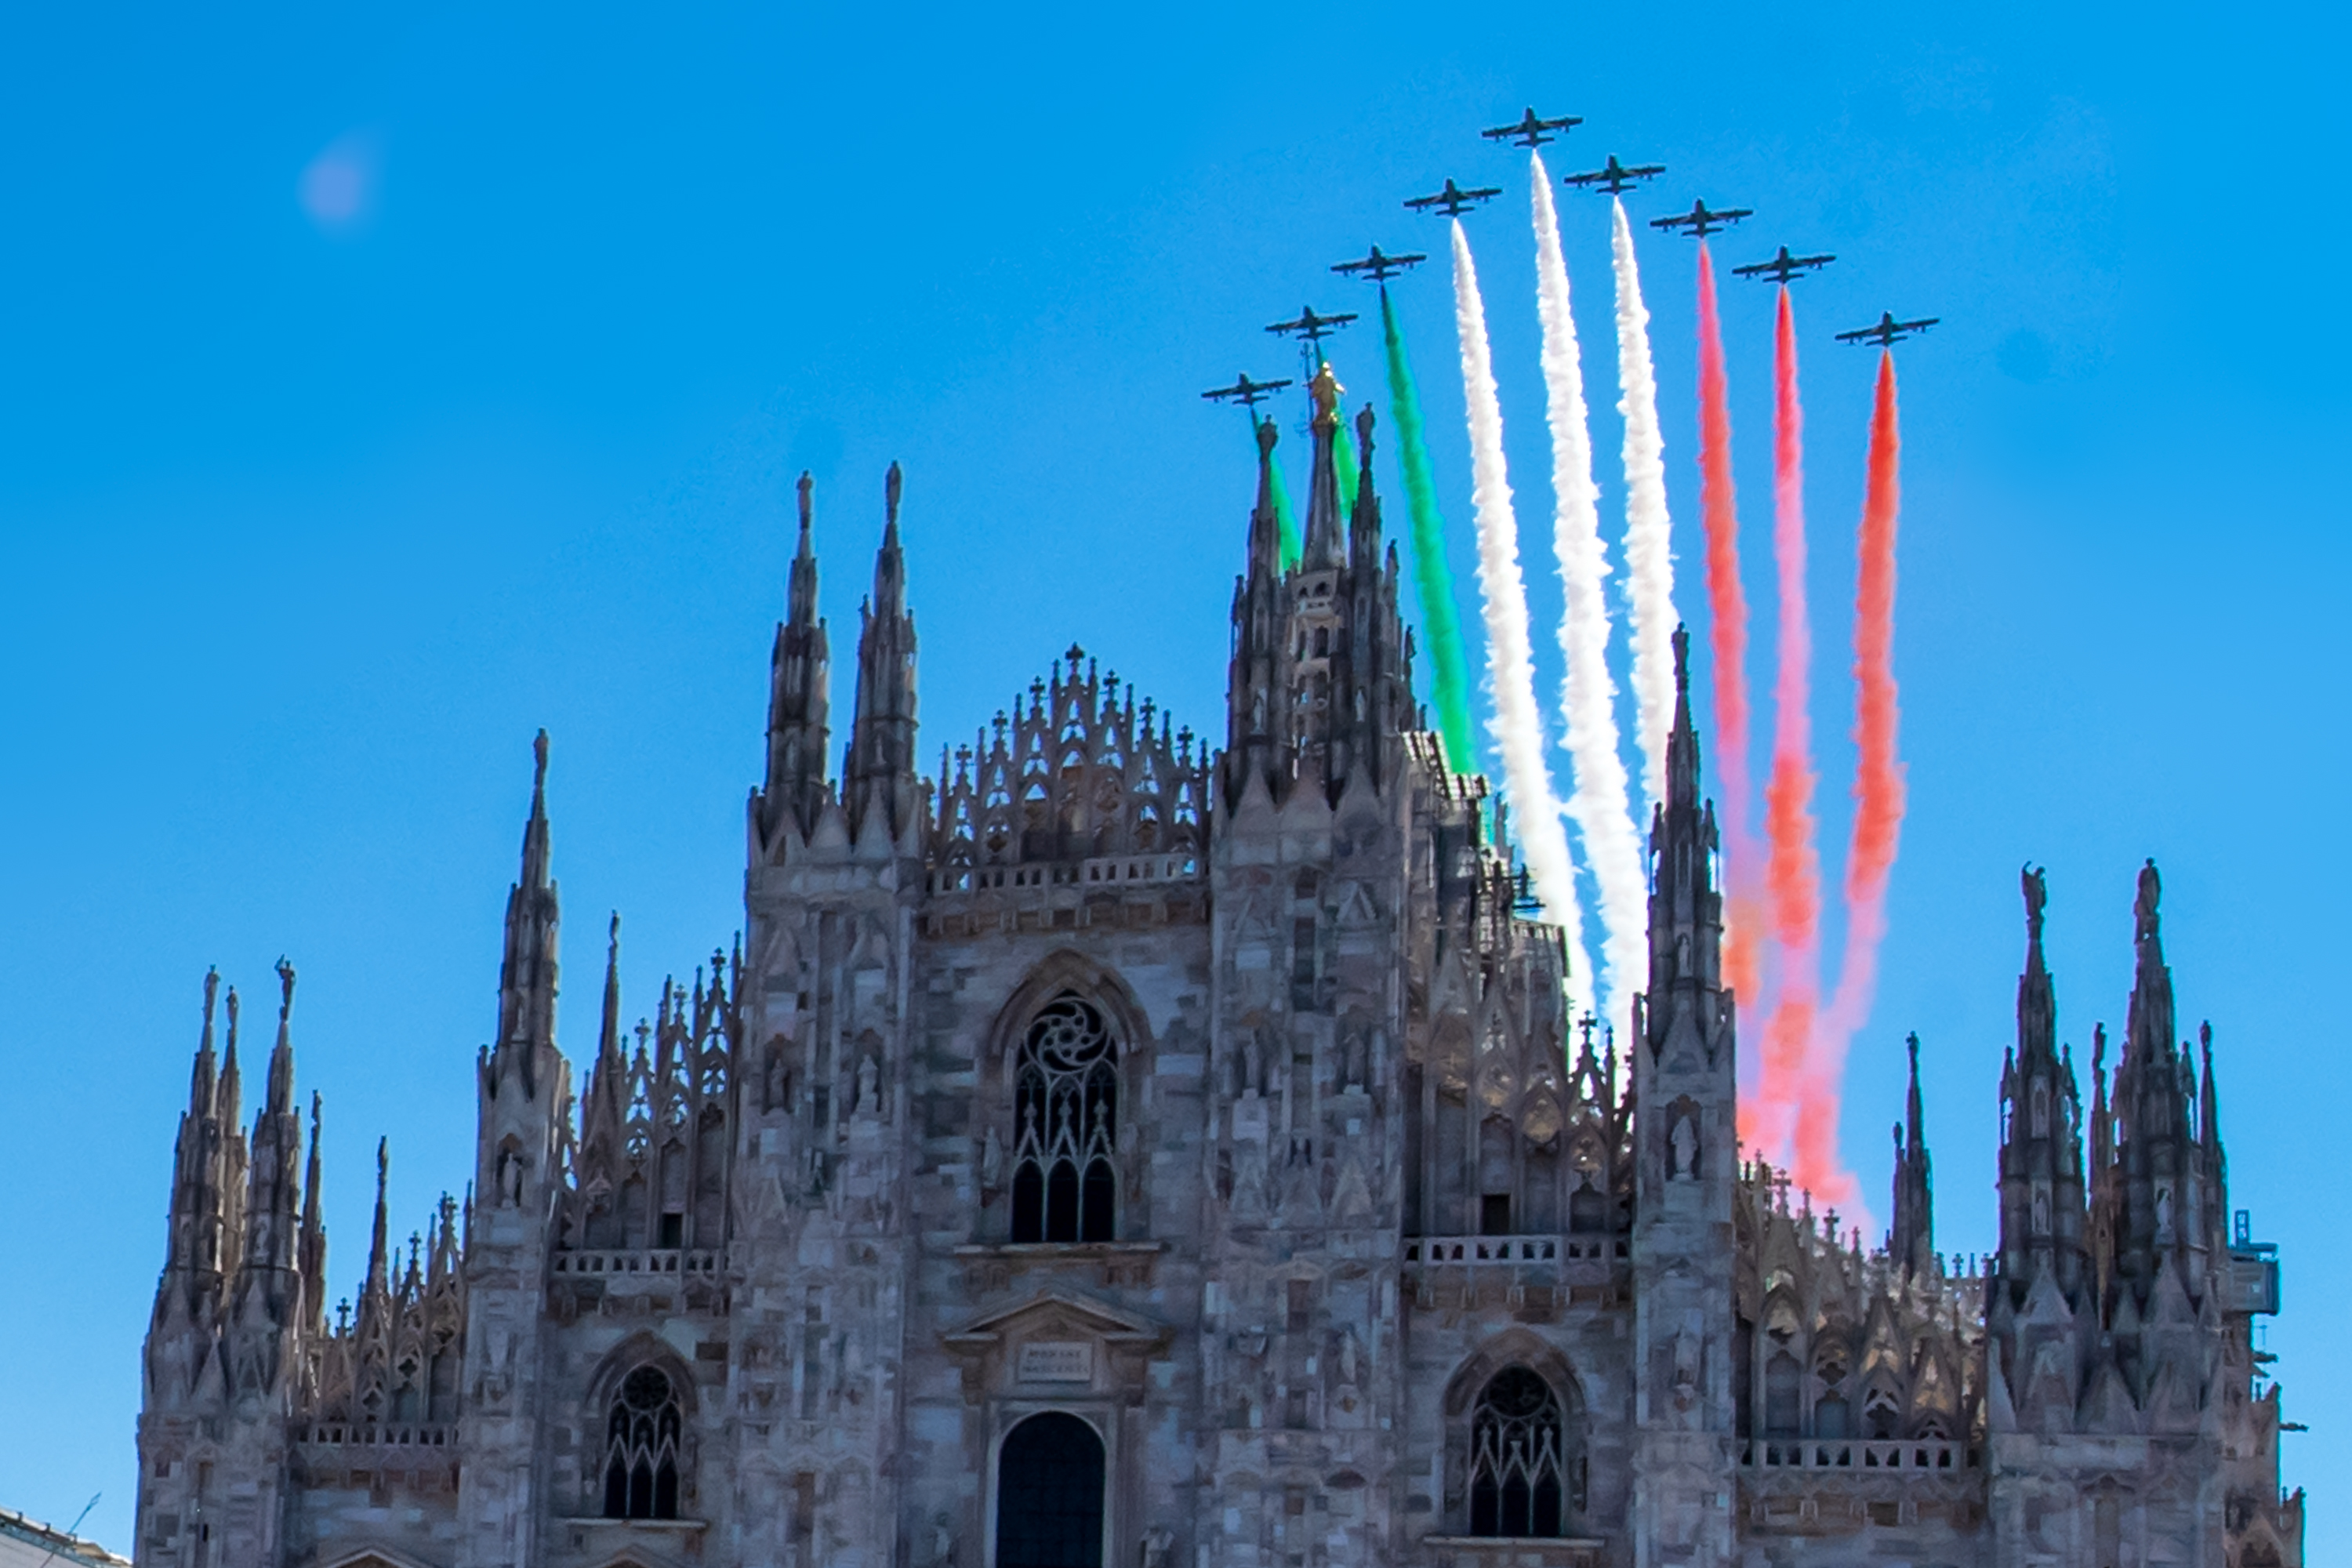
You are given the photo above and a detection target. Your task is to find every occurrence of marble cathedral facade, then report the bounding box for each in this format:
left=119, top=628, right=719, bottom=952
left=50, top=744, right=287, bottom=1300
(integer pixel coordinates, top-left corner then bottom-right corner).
left=134, top=375, right=2304, bottom=1567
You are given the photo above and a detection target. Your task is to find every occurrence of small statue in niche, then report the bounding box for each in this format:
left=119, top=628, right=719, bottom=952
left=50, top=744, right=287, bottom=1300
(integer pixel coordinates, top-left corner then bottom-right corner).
left=854, top=1054, right=880, bottom=1117
left=1669, top=1112, right=1698, bottom=1180
left=979, top=1126, right=1004, bottom=1195
left=1141, top=1525, right=1175, bottom=1568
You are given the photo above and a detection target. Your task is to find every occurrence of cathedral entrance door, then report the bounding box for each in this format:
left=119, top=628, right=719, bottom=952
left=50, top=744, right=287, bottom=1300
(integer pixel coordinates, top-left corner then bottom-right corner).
left=995, top=1411, right=1106, bottom=1568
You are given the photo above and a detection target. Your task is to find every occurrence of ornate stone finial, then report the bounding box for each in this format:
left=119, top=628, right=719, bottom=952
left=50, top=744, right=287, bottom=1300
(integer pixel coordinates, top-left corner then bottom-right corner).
left=796, top=470, right=814, bottom=532
left=532, top=728, right=550, bottom=793
left=1308, top=361, right=1344, bottom=428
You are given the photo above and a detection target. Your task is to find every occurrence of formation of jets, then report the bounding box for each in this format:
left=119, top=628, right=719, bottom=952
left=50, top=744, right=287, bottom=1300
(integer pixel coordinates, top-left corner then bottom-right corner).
left=1733, top=245, right=1836, bottom=285
left=1330, top=244, right=1426, bottom=282
left=1563, top=155, right=1665, bottom=194
left=1200, top=372, right=1292, bottom=411
left=1650, top=198, right=1751, bottom=238
left=1836, top=312, right=1939, bottom=347
left=1481, top=107, right=1583, bottom=148
left=1210, top=107, right=1940, bottom=406
left=1265, top=304, right=1357, bottom=349
left=1404, top=177, right=1502, bottom=217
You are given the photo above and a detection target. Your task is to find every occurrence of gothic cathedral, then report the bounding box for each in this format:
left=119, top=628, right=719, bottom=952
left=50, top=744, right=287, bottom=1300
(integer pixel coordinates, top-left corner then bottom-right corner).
left=133, top=379, right=2304, bottom=1567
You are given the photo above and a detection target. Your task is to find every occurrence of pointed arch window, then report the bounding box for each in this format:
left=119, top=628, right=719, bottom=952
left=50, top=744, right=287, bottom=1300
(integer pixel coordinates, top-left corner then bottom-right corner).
left=602, top=1366, right=682, bottom=1520
left=1011, top=995, right=1118, bottom=1243
left=1469, top=1367, right=1568, bottom=1538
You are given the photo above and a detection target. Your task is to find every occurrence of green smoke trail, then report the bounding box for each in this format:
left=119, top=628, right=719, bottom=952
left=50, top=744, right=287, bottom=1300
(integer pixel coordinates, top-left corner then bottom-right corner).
left=1264, top=421, right=1303, bottom=571
left=1335, top=408, right=1361, bottom=520
left=1379, top=288, right=1478, bottom=774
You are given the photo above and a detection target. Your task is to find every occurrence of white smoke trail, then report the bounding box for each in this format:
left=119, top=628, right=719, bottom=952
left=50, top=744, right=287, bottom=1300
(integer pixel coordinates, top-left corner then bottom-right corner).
left=1449, top=217, right=1595, bottom=1018
left=1610, top=197, right=1679, bottom=823
left=1529, top=159, right=1646, bottom=1031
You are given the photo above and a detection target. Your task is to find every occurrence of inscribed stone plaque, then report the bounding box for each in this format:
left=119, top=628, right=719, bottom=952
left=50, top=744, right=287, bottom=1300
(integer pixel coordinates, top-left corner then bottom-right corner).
left=1017, top=1341, right=1094, bottom=1382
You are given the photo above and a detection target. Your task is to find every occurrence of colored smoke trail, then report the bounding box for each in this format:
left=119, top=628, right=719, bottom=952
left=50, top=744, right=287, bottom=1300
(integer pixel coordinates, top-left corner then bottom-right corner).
left=1450, top=217, right=1594, bottom=1014
left=1695, top=245, right=1766, bottom=1036
left=1335, top=408, right=1361, bottom=518
left=1817, top=351, right=1907, bottom=1165
left=1530, top=155, right=1646, bottom=1027
left=1381, top=286, right=1479, bottom=775
left=1269, top=448, right=1303, bottom=572
left=1610, top=198, right=1679, bottom=824
left=1760, top=285, right=1855, bottom=1212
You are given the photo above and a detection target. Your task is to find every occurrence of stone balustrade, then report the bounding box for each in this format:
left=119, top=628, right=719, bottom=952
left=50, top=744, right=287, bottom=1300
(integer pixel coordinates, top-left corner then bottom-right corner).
left=551, top=1248, right=723, bottom=1279
left=1742, top=1437, right=1974, bottom=1473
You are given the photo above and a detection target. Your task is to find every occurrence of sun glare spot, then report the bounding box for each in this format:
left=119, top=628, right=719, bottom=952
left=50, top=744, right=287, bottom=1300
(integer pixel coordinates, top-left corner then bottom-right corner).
left=299, top=132, right=379, bottom=234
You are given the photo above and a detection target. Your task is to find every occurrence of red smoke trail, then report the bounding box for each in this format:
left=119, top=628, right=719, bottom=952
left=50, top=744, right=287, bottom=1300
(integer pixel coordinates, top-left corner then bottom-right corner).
left=1762, top=286, right=1857, bottom=1214
left=1816, top=352, right=1907, bottom=1186
left=1695, top=246, right=1766, bottom=1109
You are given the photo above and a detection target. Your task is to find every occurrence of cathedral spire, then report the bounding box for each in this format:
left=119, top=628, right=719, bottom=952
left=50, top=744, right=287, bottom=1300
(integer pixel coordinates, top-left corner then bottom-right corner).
left=581, top=913, right=629, bottom=1170
left=491, top=731, right=561, bottom=1100
left=846, top=463, right=919, bottom=843
left=1330, top=402, right=1409, bottom=795
left=1889, top=1033, right=1935, bottom=1275
left=599, top=912, right=624, bottom=1076
left=2122, top=859, right=2178, bottom=1080
left=364, top=1138, right=391, bottom=1307
left=2198, top=1021, right=2222, bottom=1167
left=191, top=966, right=220, bottom=1124
left=1995, top=866, right=2087, bottom=1298
left=240, top=958, right=303, bottom=1279
left=2114, top=859, right=2194, bottom=1301
left=1298, top=362, right=1346, bottom=571
left=218, top=983, right=243, bottom=1131
left=299, top=1092, right=326, bottom=1331
left=1642, top=626, right=1726, bottom=1055
left=216, top=984, right=247, bottom=1282
left=161, top=970, right=229, bottom=1302
left=1223, top=418, right=1287, bottom=806
left=763, top=471, right=833, bottom=844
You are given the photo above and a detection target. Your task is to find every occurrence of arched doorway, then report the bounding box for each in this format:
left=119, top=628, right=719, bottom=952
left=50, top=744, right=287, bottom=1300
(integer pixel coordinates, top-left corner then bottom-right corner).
left=995, top=1411, right=1105, bottom=1568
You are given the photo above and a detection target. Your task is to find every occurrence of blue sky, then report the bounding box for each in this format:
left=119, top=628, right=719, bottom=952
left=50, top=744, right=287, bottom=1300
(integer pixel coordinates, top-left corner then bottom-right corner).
left=2, top=0, right=2343, bottom=1551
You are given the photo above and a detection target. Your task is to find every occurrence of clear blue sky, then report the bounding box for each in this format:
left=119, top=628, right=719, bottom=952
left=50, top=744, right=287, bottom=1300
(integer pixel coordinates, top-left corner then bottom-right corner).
left=2, top=0, right=2342, bottom=1551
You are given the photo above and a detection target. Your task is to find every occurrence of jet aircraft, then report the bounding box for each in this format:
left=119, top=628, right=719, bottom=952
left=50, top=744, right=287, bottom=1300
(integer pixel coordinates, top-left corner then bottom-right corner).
left=1403, top=178, right=1502, bottom=217
left=1331, top=245, right=1428, bottom=282
left=1265, top=305, right=1359, bottom=349
left=1732, top=245, right=1835, bottom=285
left=1562, top=155, right=1665, bottom=194
left=1835, top=312, right=1939, bottom=347
left=1200, top=373, right=1293, bottom=411
left=1650, top=198, right=1753, bottom=238
left=1481, top=107, right=1583, bottom=148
